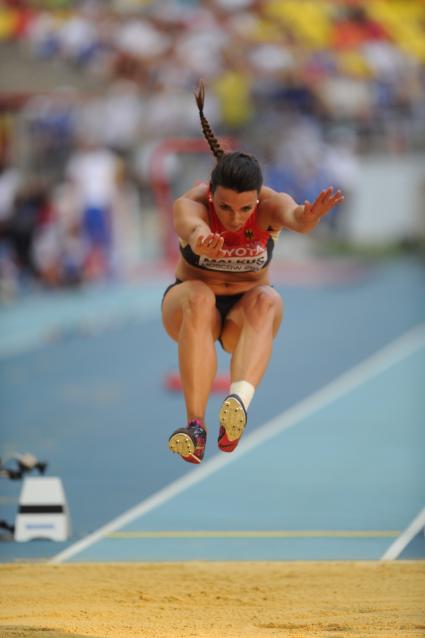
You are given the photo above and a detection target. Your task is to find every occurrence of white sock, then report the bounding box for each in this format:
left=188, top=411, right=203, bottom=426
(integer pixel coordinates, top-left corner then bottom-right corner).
left=230, top=381, right=255, bottom=410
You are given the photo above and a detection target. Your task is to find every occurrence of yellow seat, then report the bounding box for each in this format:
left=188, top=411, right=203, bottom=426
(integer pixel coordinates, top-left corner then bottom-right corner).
left=0, top=9, right=18, bottom=40
left=266, top=0, right=331, bottom=49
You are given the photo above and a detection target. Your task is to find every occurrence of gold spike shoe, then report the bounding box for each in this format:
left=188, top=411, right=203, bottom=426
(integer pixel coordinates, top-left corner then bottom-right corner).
left=168, top=419, right=207, bottom=464
left=218, top=394, right=247, bottom=452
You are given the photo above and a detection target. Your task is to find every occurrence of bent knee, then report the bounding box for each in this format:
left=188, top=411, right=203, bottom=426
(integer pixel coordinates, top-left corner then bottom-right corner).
left=239, top=289, right=283, bottom=335
left=162, top=280, right=219, bottom=341
left=246, top=289, right=282, bottom=318
left=183, top=282, right=217, bottom=320
left=184, top=281, right=216, bottom=309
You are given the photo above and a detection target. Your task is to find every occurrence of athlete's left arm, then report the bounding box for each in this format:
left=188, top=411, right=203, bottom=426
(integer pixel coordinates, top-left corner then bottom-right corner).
left=259, top=186, right=344, bottom=233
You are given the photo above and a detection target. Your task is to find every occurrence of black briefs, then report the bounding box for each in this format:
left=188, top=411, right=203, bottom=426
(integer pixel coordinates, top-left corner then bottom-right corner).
left=162, top=279, right=244, bottom=323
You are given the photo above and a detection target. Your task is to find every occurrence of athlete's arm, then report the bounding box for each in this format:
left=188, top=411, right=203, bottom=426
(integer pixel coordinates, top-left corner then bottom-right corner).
left=173, top=183, right=225, bottom=258
left=259, top=186, right=344, bottom=233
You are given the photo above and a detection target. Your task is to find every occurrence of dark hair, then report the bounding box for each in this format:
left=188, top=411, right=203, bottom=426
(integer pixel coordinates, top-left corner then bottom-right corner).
left=194, top=80, right=263, bottom=193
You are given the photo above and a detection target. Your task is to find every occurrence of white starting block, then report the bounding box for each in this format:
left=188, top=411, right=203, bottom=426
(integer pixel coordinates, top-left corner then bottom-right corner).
left=14, top=476, right=71, bottom=542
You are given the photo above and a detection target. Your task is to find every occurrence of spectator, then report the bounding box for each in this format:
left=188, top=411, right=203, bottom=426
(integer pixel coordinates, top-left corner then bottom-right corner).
left=0, top=158, right=21, bottom=228
left=65, top=138, right=124, bottom=280
left=3, top=177, right=50, bottom=278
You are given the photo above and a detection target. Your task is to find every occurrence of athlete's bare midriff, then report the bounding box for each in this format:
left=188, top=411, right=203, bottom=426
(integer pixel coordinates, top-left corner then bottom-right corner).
left=175, top=256, right=271, bottom=295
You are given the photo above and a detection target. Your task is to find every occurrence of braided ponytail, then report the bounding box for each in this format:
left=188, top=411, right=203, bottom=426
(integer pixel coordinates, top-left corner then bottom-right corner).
left=194, top=80, right=263, bottom=193
left=194, top=80, right=224, bottom=160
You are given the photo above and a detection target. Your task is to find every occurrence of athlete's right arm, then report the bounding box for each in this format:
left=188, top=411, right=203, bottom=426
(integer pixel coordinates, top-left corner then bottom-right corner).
left=173, top=184, right=225, bottom=258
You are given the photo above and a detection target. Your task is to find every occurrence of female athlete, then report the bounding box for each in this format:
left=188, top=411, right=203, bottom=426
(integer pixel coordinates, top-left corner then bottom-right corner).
left=162, top=81, right=344, bottom=464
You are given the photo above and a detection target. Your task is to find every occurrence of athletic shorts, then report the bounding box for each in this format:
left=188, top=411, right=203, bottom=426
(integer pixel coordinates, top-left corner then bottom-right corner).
left=162, top=279, right=244, bottom=324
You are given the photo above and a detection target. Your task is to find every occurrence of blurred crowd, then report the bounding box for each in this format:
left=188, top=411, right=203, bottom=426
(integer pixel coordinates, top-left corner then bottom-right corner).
left=0, top=0, right=424, bottom=296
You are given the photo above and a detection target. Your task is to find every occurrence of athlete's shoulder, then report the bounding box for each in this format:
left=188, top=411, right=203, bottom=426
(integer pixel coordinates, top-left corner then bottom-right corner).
left=258, top=186, right=297, bottom=230
left=259, top=185, right=293, bottom=205
left=173, top=180, right=210, bottom=229
left=179, top=180, right=209, bottom=204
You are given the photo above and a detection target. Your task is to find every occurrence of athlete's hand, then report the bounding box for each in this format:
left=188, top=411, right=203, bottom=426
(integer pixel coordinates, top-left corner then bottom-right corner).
left=193, top=233, right=226, bottom=258
left=301, top=187, right=344, bottom=225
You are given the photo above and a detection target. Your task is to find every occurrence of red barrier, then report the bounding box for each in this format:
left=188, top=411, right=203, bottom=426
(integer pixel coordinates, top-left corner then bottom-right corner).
left=164, top=372, right=231, bottom=393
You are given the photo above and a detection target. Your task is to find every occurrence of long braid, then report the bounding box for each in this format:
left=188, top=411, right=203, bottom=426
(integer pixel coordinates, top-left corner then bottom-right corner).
left=194, top=80, right=224, bottom=160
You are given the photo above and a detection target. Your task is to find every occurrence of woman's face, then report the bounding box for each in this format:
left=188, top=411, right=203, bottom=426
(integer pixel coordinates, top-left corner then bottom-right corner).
left=211, top=186, right=258, bottom=232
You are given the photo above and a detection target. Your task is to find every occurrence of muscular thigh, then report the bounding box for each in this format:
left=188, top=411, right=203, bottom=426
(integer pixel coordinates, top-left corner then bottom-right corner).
left=161, top=280, right=222, bottom=342
left=220, top=285, right=284, bottom=353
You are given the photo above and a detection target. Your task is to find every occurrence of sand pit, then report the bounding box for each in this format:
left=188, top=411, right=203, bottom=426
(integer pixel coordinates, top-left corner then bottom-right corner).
left=0, top=561, right=424, bottom=637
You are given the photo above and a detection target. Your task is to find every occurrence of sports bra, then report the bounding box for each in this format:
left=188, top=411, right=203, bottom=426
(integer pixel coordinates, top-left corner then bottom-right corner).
left=179, top=198, right=281, bottom=273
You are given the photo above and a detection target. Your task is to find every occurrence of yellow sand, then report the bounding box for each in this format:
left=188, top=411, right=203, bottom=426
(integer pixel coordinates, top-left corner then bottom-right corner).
left=0, top=562, right=424, bottom=637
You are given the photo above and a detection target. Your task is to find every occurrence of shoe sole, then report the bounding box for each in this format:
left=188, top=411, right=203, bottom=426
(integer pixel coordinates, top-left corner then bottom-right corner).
left=168, top=432, right=195, bottom=457
left=219, top=396, right=247, bottom=442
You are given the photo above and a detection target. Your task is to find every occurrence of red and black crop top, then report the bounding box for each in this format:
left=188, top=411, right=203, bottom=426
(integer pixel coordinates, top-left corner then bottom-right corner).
left=179, top=199, right=281, bottom=273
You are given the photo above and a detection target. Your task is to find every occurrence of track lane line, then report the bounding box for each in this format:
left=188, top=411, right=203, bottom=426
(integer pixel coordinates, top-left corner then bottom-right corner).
left=381, top=507, right=425, bottom=560
left=106, top=530, right=399, bottom=539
